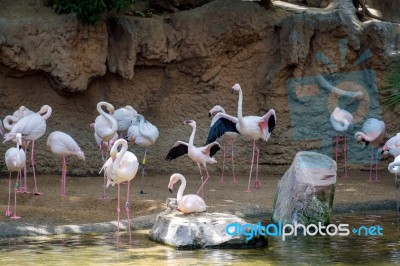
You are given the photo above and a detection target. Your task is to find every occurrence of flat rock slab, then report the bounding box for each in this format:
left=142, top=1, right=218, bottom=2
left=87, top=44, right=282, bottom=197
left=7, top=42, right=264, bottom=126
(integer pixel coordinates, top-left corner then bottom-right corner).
left=149, top=199, right=267, bottom=249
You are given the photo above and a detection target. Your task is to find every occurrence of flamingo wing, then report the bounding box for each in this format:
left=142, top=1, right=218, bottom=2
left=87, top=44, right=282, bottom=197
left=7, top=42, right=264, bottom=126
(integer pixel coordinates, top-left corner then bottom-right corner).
left=206, top=115, right=239, bottom=145
left=202, top=142, right=220, bottom=157
left=165, top=141, right=189, bottom=161
left=259, top=109, right=276, bottom=133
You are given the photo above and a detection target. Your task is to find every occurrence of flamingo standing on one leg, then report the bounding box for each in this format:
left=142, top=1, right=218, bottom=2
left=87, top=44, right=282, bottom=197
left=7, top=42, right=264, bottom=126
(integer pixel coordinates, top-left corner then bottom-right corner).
left=355, top=118, right=386, bottom=182
left=113, top=105, right=138, bottom=138
left=125, top=114, right=159, bottom=194
left=4, top=105, right=52, bottom=195
left=93, top=101, right=118, bottom=199
left=168, top=173, right=207, bottom=214
left=5, top=133, right=26, bottom=219
left=206, top=84, right=276, bottom=192
left=208, top=105, right=239, bottom=183
left=100, top=139, right=139, bottom=242
left=330, top=107, right=353, bottom=178
left=165, top=120, right=220, bottom=198
left=47, top=131, right=85, bottom=196
left=388, top=155, right=400, bottom=215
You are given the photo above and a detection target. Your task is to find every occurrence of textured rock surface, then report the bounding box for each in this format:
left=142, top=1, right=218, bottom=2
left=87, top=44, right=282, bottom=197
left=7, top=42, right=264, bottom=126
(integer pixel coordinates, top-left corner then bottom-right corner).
left=149, top=198, right=267, bottom=249
left=272, top=151, right=337, bottom=225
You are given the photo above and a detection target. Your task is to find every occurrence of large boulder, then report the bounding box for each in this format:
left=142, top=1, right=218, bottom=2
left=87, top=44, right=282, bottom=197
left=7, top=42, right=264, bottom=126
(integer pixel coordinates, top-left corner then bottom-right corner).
left=272, top=151, right=337, bottom=226
left=149, top=198, right=267, bottom=249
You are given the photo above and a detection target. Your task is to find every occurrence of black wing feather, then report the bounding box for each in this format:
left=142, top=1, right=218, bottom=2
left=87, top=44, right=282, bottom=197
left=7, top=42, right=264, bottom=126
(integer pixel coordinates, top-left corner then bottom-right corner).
left=268, top=113, right=276, bottom=133
left=209, top=144, right=221, bottom=157
left=165, top=144, right=188, bottom=161
left=205, top=118, right=239, bottom=145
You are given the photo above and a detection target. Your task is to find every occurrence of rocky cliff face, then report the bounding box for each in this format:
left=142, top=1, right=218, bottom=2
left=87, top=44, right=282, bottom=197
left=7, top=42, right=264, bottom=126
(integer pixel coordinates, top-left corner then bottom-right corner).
left=0, top=0, right=399, bottom=177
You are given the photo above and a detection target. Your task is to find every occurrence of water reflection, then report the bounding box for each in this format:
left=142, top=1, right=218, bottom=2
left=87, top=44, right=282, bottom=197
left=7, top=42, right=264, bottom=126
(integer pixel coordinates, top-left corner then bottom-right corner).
left=0, top=211, right=399, bottom=265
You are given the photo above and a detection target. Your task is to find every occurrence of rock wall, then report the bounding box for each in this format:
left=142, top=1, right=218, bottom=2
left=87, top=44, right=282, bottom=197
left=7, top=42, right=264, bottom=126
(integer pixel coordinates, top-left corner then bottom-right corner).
left=0, top=0, right=399, bottom=177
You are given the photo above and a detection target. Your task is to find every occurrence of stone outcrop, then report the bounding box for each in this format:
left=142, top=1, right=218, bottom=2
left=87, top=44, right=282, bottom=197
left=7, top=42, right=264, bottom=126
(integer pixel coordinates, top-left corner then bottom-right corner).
left=272, top=151, right=337, bottom=225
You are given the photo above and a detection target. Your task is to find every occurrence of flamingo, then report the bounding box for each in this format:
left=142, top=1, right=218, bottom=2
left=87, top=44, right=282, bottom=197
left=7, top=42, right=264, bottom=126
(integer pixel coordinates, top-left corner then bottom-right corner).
left=206, top=84, right=276, bottom=192
left=113, top=105, right=138, bottom=138
left=47, top=131, right=85, bottom=196
left=381, top=133, right=400, bottom=157
left=388, top=155, right=400, bottom=215
left=330, top=107, right=353, bottom=178
left=165, top=120, right=220, bottom=198
left=91, top=126, right=118, bottom=161
left=5, top=133, right=26, bottom=219
left=93, top=101, right=118, bottom=199
left=125, top=114, right=159, bottom=194
left=4, top=105, right=52, bottom=195
left=100, top=139, right=139, bottom=241
left=168, top=173, right=207, bottom=214
left=355, top=118, right=386, bottom=182
left=209, top=105, right=239, bottom=183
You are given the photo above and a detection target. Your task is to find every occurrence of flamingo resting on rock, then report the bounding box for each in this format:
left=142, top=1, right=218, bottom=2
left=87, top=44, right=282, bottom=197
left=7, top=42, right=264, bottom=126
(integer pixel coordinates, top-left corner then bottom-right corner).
left=126, top=114, right=159, bottom=194
left=388, top=155, right=400, bottom=215
left=209, top=105, right=239, bottom=183
left=4, top=105, right=52, bottom=195
left=165, top=120, right=220, bottom=198
left=47, top=131, right=85, bottom=196
left=168, top=173, right=207, bottom=214
left=330, top=107, right=353, bottom=178
left=100, top=139, right=139, bottom=242
left=5, top=133, right=26, bottom=219
left=355, top=118, right=386, bottom=182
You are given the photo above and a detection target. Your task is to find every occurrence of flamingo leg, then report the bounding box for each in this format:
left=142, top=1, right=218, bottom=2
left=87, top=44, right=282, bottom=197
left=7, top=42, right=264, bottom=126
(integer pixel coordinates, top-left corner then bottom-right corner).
left=6, top=171, right=12, bottom=217
left=231, top=143, right=237, bottom=183
left=11, top=172, right=21, bottom=220
left=335, top=131, right=339, bottom=163
left=196, top=164, right=210, bottom=197
left=254, top=145, right=261, bottom=189
left=60, top=156, right=67, bottom=196
left=125, top=180, right=132, bottom=243
left=245, top=140, right=256, bottom=192
left=117, top=183, right=121, bottom=236
left=31, top=141, right=42, bottom=195
left=368, top=147, right=374, bottom=182
left=20, top=145, right=30, bottom=194
left=140, top=148, right=148, bottom=194
left=395, top=174, right=400, bottom=216
left=196, top=163, right=204, bottom=198
left=343, top=131, right=349, bottom=178
left=374, top=148, right=380, bottom=182
left=220, top=143, right=226, bottom=183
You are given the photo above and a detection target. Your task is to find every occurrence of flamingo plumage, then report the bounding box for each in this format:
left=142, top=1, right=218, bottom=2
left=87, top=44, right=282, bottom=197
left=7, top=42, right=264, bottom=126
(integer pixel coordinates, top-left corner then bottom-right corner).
left=113, top=105, right=138, bottom=138
left=388, top=155, right=400, bottom=214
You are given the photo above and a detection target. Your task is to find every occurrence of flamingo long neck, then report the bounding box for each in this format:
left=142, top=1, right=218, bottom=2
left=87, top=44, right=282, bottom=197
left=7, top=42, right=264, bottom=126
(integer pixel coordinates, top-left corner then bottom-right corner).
left=40, top=105, right=52, bottom=120
left=189, top=124, right=196, bottom=147
left=98, top=103, right=117, bottom=133
left=113, top=140, right=127, bottom=175
left=237, top=88, right=243, bottom=120
left=176, top=175, right=186, bottom=202
left=355, top=132, right=373, bottom=142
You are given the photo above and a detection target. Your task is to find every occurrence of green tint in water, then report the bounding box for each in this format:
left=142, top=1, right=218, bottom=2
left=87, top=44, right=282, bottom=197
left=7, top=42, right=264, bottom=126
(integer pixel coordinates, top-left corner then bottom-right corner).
left=0, top=211, right=399, bottom=265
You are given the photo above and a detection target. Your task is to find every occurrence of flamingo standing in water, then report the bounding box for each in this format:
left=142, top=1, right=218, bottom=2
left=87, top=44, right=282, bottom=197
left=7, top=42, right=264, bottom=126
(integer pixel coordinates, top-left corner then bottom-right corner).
left=330, top=107, right=353, bottom=178
left=355, top=118, right=386, bottom=182
left=92, top=101, right=118, bottom=199
left=4, top=105, right=52, bottom=195
left=47, top=131, right=85, bottom=196
left=206, top=84, right=276, bottom=192
left=208, top=105, right=239, bottom=183
left=126, top=114, right=159, bottom=194
left=113, top=105, right=138, bottom=138
left=166, top=120, right=220, bottom=198
left=100, top=139, right=139, bottom=241
left=168, top=173, right=207, bottom=214
left=388, top=155, right=400, bottom=215
left=5, top=133, right=26, bottom=219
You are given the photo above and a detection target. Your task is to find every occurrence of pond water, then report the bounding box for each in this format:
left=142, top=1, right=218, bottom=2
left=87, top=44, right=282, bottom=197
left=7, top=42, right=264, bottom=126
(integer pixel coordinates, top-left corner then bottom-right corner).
left=0, top=210, right=399, bottom=265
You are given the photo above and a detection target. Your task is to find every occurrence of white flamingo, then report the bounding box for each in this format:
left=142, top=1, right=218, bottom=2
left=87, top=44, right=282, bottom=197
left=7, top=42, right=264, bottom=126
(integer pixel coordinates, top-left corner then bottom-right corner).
left=126, top=114, right=159, bottom=194
left=4, top=105, right=52, bottom=195
left=166, top=120, right=220, bottom=198
left=47, top=131, right=85, bottom=196
left=330, top=107, right=353, bottom=178
left=92, top=101, right=118, bottom=199
left=355, top=118, right=386, bottom=182
left=206, top=84, right=276, bottom=192
left=381, top=133, right=400, bottom=158
left=168, top=173, right=207, bottom=214
left=100, top=139, right=139, bottom=241
left=113, top=105, right=138, bottom=138
left=5, top=133, right=26, bottom=219
left=388, top=155, right=400, bottom=215
left=209, top=105, right=239, bottom=183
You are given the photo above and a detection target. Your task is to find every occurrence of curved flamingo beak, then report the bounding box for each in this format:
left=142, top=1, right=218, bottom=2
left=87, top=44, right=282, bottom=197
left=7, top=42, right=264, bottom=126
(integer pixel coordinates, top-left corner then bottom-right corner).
left=168, top=181, right=174, bottom=193
left=230, top=88, right=235, bottom=94
left=208, top=112, right=211, bottom=118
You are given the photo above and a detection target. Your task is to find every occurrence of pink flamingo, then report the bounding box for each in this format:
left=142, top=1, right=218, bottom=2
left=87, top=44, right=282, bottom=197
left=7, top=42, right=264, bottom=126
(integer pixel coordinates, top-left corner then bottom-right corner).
left=113, top=105, right=138, bottom=138
left=166, top=120, right=220, bottom=198
left=47, top=131, right=85, bottom=196
left=100, top=139, right=139, bottom=242
left=4, top=105, right=52, bottom=195
left=92, top=101, right=118, bottom=199
left=330, top=107, right=353, bottom=178
left=208, top=105, right=239, bottom=183
left=125, top=114, right=159, bottom=194
left=5, top=133, right=26, bottom=219
left=388, top=155, right=400, bottom=214
left=206, top=84, right=276, bottom=192
left=382, top=133, right=400, bottom=157
left=355, top=118, right=386, bottom=182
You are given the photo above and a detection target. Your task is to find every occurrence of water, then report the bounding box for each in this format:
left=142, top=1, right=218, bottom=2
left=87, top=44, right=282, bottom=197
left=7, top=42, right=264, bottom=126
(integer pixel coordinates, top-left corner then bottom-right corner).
left=0, top=211, right=399, bottom=265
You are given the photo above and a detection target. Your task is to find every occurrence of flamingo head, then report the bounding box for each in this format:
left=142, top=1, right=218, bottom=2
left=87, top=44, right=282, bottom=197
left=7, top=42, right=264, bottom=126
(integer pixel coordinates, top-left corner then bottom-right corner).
left=230, top=83, right=241, bottom=94
left=183, top=120, right=195, bottom=127
left=208, top=105, right=224, bottom=117
left=168, top=173, right=181, bottom=193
